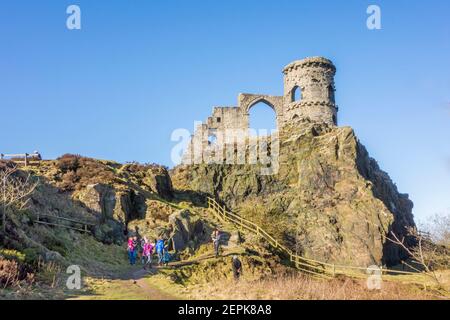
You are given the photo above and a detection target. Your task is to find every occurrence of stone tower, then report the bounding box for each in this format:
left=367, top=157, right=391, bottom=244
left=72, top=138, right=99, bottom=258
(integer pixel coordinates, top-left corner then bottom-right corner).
left=182, top=56, right=339, bottom=164
left=282, top=57, right=337, bottom=126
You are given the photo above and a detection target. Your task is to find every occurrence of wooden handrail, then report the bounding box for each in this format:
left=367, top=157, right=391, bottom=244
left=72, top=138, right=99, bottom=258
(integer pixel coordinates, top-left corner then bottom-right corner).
left=1, top=152, right=42, bottom=166
left=37, top=213, right=96, bottom=226
left=34, top=212, right=95, bottom=234
left=207, top=197, right=423, bottom=279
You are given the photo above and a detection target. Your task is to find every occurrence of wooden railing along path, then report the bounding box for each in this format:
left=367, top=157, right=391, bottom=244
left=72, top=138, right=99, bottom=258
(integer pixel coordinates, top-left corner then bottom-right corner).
left=0, top=152, right=42, bottom=166
left=34, top=213, right=95, bottom=234
left=207, top=197, right=425, bottom=280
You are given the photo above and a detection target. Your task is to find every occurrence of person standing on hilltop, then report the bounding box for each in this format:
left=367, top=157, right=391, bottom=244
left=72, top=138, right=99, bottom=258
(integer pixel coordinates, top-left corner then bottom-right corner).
left=232, top=255, right=242, bottom=281
left=212, top=228, right=222, bottom=257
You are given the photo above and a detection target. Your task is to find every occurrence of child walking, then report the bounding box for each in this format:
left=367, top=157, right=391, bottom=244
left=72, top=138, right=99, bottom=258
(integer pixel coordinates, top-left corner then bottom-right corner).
left=142, top=237, right=154, bottom=270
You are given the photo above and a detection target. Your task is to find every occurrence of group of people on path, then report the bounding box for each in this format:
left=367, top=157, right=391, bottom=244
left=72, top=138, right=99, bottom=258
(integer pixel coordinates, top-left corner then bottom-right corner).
left=127, top=235, right=170, bottom=269
left=126, top=227, right=242, bottom=280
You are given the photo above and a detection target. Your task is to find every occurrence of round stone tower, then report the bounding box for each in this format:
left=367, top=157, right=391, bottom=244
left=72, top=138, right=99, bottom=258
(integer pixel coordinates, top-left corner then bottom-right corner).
left=282, top=57, right=337, bottom=126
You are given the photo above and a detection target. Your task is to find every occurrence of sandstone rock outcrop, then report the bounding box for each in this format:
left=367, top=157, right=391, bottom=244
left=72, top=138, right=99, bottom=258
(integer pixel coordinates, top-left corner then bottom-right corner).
left=144, top=166, right=174, bottom=200
left=172, top=121, right=415, bottom=267
left=169, top=209, right=208, bottom=252
left=23, top=159, right=175, bottom=245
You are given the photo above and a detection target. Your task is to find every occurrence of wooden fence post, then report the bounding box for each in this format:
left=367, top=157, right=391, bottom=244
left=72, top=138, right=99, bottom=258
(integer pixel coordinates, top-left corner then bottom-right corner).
left=222, top=205, right=226, bottom=220
left=24, top=154, right=28, bottom=167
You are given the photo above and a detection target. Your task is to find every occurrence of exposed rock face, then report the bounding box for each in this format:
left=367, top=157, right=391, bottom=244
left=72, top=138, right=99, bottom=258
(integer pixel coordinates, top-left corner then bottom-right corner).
left=76, top=184, right=125, bottom=244
left=169, top=209, right=208, bottom=252
left=70, top=163, right=175, bottom=243
left=143, top=167, right=174, bottom=200
left=113, top=190, right=147, bottom=223
left=172, top=121, right=415, bottom=267
left=77, top=184, right=116, bottom=221
left=69, top=164, right=176, bottom=245
left=1, top=159, right=194, bottom=260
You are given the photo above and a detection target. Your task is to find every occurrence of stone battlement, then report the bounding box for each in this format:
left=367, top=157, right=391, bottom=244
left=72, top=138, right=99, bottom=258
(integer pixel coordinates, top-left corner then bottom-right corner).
left=282, top=56, right=336, bottom=74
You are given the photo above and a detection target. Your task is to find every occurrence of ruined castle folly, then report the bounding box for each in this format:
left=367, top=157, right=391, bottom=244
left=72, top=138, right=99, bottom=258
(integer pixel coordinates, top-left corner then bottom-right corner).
left=174, top=56, right=416, bottom=267
left=183, top=57, right=338, bottom=164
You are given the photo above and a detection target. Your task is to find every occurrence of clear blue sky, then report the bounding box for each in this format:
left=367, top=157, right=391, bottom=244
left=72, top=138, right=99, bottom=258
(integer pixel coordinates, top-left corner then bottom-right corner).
left=1, top=0, right=449, bottom=222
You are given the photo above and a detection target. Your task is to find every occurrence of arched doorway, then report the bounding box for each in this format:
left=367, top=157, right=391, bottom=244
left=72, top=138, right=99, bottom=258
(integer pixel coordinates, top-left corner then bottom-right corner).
left=248, top=100, right=277, bottom=137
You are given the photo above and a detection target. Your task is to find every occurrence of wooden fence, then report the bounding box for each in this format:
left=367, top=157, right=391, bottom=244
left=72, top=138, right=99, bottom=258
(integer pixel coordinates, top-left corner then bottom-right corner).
left=34, top=213, right=95, bottom=234
left=207, top=197, right=425, bottom=280
left=0, top=152, right=42, bottom=166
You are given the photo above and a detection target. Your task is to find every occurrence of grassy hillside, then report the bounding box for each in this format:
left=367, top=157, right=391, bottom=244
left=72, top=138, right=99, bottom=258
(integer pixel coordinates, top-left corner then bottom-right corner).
left=1, top=156, right=448, bottom=300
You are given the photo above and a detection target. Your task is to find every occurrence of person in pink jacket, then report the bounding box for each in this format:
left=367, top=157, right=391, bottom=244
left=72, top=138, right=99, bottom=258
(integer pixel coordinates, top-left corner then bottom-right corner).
left=127, top=237, right=136, bottom=265
left=141, top=237, right=154, bottom=270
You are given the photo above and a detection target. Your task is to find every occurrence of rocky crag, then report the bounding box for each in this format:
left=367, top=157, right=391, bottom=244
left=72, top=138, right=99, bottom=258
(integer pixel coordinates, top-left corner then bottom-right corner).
left=1, top=155, right=286, bottom=299
left=0, top=157, right=213, bottom=266
left=171, top=120, right=415, bottom=267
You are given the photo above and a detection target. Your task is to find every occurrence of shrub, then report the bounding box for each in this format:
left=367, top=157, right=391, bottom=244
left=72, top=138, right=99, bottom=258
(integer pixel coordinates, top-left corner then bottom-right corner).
left=0, top=160, right=15, bottom=171
left=419, top=213, right=450, bottom=247
left=55, top=156, right=116, bottom=191
left=57, top=154, right=81, bottom=173
left=76, top=158, right=115, bottom=187
left=36, top=258, right=61, bottom=288
left=0, top=250, right=35, bottom=289
left=59, top=171, right=80, bottom=191
left=22, top=248, right=40, bottom=265
left=0, top=258, right=21, bottom=288
left=41, top=233, right=70, bottom=257
left=0, top=249, right=26, bottom=263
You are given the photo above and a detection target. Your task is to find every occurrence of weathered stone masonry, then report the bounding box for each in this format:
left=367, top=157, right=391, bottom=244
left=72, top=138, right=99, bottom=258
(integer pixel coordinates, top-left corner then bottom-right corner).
left=184, top=57, right=337, bottom=163
left=283, top=57, right=337, bottom=125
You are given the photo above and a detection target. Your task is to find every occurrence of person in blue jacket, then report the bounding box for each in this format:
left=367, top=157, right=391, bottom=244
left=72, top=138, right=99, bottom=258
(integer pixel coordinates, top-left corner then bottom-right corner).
left=156, top=238, right=165, bottom=266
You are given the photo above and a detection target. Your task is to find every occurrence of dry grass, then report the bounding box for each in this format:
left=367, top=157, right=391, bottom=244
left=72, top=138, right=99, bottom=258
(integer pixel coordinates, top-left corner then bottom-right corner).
left=0, top=255, right=34, bottom=289
left=188, top=274, right=441, bottom=300
left=0, top=258, right=22, bottom=288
